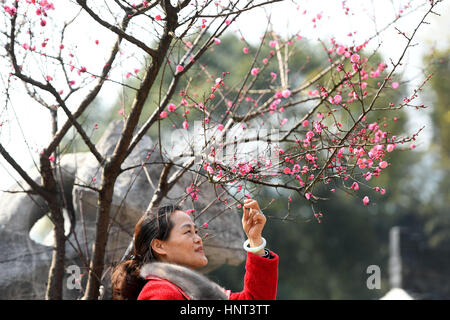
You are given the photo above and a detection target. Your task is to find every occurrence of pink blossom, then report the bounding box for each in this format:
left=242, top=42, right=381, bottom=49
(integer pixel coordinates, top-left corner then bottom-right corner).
left=203, top=223, right=208, bottom=228
left=217, top=124, right=224, bottom=131
left=270, top=72, right=277, bottom=80
left=334, top=95, right=342, bottom=104
left=336, top=46, right=345, bottom=55
left=176, top=65, right=184, bottom=73
left=351, top=182, right=359, bottom=191
left=379, top=161, right=388, bottom=169
left=243, top=48, right=249, bottom=54
left=78, top=66, right=87, bottom=74
left=310, top=89, right=319, bottom=96
left=281, top=118, right=288, bottom=126
left=269, top=40, right=277, bottom=48
left=4, top=5, right=17, bottom=16
left=206, top=165, right=214, bottom=174
left=182, top=120, right=189, bottom=129
left=410, top=143, right=416, bottom=149
left=118, top=108, right=124, bottom=116
left=214, top=38, right=221, bottom=45
left=305, top=193, right=311, bottom=200
left=160, top=111, right=168, bottom=118
left=302, top=120, right=309, bottom=127
left=350, top=53, right=360, bottom=63
left=306, top=131, right=314, bottom=140
left=380, top=188, right=386, bottom=195
left=282, top=89, right=291, bottom=98
left=387, top=144, right=395, bottom=152
left=181, top=97, right=189, bottom=106
left=392, top=82, right=399, bottom=89
left=362, top=196, right=370, bottom=206
left=251, top=68, right=259, bottom=76
left=314, top=122, right=322, bottom=133
left=368, top=122, right=378, bottom=131
left=283, top=167, right=292, bottom=175
left=48, top=155, right=55, bottom=162
left=40, top=19, right=47, bottom=27
left=168, top=103, right=177, bottom=112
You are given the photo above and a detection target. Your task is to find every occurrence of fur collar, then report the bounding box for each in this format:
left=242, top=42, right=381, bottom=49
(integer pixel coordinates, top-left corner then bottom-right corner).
left=140, top=262, right=229, bottom=300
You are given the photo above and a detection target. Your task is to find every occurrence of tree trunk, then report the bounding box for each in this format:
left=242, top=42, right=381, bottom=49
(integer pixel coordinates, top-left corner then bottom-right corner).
left=82, top=169, right=117, bottom=300
left=45, top=203, right=66, bottom=300
left=82, top=3, right=178, bottom=299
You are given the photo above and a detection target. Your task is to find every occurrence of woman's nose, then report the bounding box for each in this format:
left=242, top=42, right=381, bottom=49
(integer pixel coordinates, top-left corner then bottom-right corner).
left=194, top=233, right=202, bottom=243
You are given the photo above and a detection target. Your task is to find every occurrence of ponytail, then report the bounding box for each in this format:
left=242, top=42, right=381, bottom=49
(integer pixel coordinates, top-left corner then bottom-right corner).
left=111, top=259, right=146, bottom=300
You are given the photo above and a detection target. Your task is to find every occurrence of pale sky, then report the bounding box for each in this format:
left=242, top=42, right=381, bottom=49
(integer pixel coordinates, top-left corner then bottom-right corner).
left=0, top=0, right=448, bottom=190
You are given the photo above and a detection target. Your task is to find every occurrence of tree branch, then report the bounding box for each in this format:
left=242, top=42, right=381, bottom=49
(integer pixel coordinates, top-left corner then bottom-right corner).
left=75, top=0, right=157, bottom=58
left=0, top=143, right=50, bottom=200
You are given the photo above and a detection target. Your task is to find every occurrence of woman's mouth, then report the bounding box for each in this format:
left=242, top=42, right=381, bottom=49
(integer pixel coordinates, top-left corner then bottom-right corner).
left=195, top=247, right=204, bottom=253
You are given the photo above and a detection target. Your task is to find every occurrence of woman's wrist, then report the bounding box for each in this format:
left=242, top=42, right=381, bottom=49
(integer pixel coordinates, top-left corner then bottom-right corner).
left=248, top=237, right=265, bottom=256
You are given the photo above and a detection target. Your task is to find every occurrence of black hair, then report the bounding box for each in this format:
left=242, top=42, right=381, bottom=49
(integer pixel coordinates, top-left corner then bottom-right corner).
left=111, top=204, right=182, bottom=300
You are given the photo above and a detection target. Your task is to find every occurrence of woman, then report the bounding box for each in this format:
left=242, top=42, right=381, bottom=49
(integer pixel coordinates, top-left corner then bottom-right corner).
left=111, top=198, right=279, bottom=300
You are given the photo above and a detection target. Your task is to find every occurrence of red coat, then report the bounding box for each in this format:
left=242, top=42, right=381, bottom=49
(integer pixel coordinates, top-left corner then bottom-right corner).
left=137, top=250, right=279, bottom=300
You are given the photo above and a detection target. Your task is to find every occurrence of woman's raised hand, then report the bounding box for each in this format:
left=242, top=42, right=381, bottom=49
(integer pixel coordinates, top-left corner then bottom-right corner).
left=242, top=198, right=266, bottom=253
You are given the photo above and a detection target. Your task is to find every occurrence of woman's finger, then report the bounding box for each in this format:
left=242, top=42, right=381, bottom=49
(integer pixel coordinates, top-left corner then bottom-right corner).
left=244, top=201, right=258, bottom=209
left=246, top=209, right=256, bottom=224
left=243, top=200, right=256, bottom=207
left=244, top=201, right=260, bottom=212
left=249, top=208, right=260, bottom=223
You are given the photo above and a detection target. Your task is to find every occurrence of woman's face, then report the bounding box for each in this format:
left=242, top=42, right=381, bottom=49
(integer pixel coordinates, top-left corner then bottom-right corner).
left=154, top=210, right=208, bottom=269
